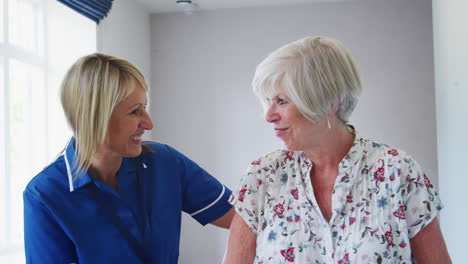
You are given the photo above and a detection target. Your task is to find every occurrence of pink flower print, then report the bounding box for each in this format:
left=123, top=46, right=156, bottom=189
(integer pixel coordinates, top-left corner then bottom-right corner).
left=251, top=159, right=261, bottom=165
left=338, top=253, right=350, bottom=264
left=388, top=149, right=399, bottom=156
left=374, top=159, right=385, bottom=182
left=349, top=217, right=356, bottom=225
left=285, top=151, right=294, bottom=161
left=274, top=203, right=285, bottom=216
left=258, top=179, right=263, bottom=187
left=290, top=188, right=299, bottom=200
left=346, top=195, right=353, bottom=203
left=423, top=173, right=432, bottom=188
left=280, top=247, right=295, bottom=262
left=385, top=231, right=394, bottom=247
left=286, top=214, right=300, bottom=222
left=399, top=240, right=408, bottom=248
left=238, top=188, right=247, bottom=202
left=375, top=169, right=385, bottom=181
left=393, top=205, right=406, bottom=219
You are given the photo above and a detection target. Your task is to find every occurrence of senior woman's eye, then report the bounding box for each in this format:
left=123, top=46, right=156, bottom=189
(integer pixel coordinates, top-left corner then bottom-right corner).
left=277, top=98, right=288, bottom=105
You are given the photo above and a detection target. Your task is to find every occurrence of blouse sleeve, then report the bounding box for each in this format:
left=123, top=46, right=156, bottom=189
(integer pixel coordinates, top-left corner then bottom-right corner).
left=400, top=157, right=443, bottom=239
left=230, top=160, right=264, bottom=234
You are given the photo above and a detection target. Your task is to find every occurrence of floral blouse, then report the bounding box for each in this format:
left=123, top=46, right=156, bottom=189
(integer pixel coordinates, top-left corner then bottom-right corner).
left=230, top=133, right=442, bottom=264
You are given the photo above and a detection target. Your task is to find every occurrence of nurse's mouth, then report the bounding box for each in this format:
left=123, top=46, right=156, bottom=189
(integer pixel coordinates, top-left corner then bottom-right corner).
left=131, top=135, right=142, bottom=141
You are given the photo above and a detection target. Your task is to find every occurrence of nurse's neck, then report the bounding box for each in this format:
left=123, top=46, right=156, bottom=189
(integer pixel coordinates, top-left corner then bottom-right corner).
left=89, top=149, right=122, bottom=190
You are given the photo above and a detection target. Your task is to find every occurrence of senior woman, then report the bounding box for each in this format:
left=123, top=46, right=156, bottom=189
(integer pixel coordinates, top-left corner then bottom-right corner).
left=225, top=36, right=450, bottom=263
left=23, top=53, right=233, bottom=263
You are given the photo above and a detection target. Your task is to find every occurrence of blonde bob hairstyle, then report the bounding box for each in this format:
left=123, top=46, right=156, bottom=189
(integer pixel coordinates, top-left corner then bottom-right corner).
left=252, top=36, right=362, bottom=123
left=61, top=53, right=149, bottom=178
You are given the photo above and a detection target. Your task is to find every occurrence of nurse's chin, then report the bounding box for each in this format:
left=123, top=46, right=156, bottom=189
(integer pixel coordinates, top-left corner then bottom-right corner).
left=124, top=147, right=143, bottom=158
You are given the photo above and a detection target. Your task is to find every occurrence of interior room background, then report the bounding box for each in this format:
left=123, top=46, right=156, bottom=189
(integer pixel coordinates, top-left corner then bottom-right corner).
left=1, top=0, right=466, bottom=263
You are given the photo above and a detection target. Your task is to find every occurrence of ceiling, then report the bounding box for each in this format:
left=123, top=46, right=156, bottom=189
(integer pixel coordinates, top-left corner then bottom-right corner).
left=134, top=0, right=353, bottom=14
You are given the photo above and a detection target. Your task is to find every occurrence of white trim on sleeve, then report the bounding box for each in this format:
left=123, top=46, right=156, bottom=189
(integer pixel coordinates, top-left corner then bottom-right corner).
left=190, top=185, right=226, bottom=217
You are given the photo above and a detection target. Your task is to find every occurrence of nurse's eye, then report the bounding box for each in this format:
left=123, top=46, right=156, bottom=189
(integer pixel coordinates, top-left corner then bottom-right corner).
left=130, top=109, right=140, bottom=115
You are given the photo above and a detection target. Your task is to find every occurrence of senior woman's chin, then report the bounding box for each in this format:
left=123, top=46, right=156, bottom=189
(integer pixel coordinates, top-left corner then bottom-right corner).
left=282, top=143, right=302, bottom=152
left=279, top=137, right=301, bottom=150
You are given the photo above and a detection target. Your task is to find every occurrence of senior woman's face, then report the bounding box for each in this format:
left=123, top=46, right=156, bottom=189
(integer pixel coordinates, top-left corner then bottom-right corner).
left=265, top=90, right=323, bottom=151
left=103, top=82, right=154, bottom=157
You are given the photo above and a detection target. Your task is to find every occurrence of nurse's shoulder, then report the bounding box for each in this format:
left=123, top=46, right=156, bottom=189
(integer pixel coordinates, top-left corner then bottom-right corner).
left=24, top=155, right=70, bottom=200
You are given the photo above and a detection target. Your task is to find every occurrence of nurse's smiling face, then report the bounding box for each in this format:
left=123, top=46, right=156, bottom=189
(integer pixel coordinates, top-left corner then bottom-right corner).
left=102, top=81, right=154, bottom=158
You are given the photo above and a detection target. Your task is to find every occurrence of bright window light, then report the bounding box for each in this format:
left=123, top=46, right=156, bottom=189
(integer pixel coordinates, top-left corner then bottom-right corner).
left=0, top=0, right=96, bottom=262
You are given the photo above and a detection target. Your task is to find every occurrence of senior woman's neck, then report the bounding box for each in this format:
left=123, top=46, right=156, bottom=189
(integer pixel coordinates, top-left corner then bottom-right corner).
left=303, top=121, right=355, bottom=170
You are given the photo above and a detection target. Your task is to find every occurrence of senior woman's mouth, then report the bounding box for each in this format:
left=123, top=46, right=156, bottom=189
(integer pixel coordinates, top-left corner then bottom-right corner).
left=275, top=128, right=288, bottom=137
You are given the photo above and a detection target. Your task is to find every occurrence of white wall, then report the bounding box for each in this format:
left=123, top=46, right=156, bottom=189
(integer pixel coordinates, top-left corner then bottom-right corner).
left=150, top=0, right=437, bottom=263
left=97, top=0, right=152, bottom=138
left=433, top=0, right=468, bottom=262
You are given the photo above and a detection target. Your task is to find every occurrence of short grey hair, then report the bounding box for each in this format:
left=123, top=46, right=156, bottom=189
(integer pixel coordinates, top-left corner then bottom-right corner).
left=252, top=36, right=362, bottom=123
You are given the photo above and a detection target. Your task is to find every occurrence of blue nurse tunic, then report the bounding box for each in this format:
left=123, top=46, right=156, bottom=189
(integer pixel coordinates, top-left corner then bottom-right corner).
left=23, top=139, right=232, bottom=263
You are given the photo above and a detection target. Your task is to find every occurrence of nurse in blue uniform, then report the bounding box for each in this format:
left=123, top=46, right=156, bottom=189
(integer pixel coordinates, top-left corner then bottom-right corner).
left=23, top=53, right=234, bottom=263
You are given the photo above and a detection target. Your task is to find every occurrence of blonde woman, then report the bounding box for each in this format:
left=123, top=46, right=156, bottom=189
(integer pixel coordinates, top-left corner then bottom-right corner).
left=23, top=53, right=233, bottom=263
left=225, top=37, right=450, bottom=263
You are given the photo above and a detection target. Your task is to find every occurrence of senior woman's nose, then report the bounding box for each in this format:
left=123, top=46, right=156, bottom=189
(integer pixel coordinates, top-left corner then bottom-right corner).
left=265, top=105, right=279, bottom=123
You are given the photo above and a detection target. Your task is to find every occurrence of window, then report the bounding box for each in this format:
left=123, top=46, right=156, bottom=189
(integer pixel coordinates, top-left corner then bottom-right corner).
left=0, top=0, right=96, bottom=261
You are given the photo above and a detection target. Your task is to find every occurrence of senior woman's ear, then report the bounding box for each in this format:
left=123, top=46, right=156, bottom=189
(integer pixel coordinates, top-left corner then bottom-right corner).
left=327, top=105, right=340, bottom=116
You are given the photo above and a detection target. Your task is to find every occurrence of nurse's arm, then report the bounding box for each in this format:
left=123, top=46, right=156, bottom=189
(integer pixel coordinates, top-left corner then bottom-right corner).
left=24, top=191, right=77, bottom=263
left=210, top=207, right=234, bottom=229
left=410, top=217, right=451, bottom=263
left=224, top=211, right=256, bottom=264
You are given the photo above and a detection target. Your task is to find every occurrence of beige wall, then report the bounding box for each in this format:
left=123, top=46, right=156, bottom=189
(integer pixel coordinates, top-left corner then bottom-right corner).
left=97, top=0, right=153, bottom=139
left=433, top=0, right=468, bottom=262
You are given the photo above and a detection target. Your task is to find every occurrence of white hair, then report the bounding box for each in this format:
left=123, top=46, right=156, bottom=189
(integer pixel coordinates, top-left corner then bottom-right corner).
left=252, top=36, right=362, bottom=123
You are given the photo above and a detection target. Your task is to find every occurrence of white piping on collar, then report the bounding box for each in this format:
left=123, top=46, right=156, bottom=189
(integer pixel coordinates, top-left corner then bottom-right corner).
left=64, top=148, right=74, bottom=192
left=65, top=142, right=147, bottom=192
left=190, top=185, right=226, bottom=217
